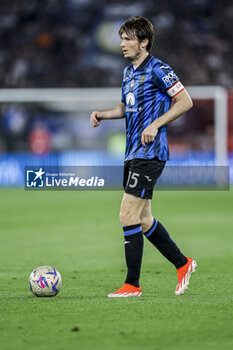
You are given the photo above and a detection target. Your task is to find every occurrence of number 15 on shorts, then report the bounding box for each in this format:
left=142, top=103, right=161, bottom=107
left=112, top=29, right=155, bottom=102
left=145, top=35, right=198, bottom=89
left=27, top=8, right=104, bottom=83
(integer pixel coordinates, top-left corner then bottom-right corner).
left=126, top=171, right=140, bottom=188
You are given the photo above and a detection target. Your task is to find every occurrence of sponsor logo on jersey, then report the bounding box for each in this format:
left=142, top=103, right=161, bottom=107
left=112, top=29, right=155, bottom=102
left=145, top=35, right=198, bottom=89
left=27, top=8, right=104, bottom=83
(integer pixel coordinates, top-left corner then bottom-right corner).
left=125, top=106, right=143, bottom=113
left=162, top=71, right=178, bottom=87
left=126, top=92, right=135, bottom=106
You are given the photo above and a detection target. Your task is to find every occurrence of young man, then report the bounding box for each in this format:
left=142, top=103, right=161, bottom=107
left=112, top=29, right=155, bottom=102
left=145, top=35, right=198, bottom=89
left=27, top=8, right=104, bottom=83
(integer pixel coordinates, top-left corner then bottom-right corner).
left=90, top=16, right=197, bottom=297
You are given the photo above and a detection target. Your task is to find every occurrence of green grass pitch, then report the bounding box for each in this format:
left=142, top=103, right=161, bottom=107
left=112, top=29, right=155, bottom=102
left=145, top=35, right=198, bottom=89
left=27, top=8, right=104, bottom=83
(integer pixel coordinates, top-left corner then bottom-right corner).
left=0, top=189, right=233, bottom=350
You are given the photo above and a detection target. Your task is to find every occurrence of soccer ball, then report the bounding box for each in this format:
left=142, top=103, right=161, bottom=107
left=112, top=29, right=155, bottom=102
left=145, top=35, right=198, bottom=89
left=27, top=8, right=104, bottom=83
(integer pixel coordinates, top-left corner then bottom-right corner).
left=29, top=266, right=62, bottom=297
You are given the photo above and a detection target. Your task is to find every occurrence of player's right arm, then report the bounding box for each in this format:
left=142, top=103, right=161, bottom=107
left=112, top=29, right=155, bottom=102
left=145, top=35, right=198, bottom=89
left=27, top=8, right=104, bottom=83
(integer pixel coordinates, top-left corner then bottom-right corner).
left=90, top=103, right=125, bottom=127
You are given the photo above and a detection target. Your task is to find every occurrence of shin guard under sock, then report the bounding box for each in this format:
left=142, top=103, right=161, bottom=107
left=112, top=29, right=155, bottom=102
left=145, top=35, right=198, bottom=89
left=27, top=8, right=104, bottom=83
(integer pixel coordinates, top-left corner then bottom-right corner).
left=123, top=224, right=144, bottom=287
left=144, top=219, right=187, bottom=269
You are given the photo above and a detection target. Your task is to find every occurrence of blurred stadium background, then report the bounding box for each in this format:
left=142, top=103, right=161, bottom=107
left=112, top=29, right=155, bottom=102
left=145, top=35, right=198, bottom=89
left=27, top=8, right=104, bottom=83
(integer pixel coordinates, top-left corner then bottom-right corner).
left=0, top=0, right=232, bottom=183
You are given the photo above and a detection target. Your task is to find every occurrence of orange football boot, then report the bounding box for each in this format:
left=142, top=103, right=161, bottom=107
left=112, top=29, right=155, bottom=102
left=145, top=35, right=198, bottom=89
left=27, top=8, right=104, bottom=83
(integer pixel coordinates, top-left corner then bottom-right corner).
left=175, top=257, right=197, bottom=295
left=108, top=283, right=142, bottom=298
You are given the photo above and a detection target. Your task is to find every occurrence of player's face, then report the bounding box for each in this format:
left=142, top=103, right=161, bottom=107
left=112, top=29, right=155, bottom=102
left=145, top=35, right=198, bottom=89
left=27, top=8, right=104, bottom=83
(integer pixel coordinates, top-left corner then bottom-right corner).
left=120, top=33, right=142, bottom=62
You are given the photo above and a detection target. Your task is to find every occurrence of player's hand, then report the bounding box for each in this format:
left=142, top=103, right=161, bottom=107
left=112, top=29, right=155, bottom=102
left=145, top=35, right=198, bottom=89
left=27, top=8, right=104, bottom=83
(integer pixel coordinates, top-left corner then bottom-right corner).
left=90, top=111, right=103, bottom=127
left=141, top=124, right=158, bottom=147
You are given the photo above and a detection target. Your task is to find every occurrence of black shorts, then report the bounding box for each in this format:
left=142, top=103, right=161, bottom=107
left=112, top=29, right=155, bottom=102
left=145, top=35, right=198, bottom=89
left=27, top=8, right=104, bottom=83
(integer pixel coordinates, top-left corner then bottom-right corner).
left=123, top=157, right=166, bottom=199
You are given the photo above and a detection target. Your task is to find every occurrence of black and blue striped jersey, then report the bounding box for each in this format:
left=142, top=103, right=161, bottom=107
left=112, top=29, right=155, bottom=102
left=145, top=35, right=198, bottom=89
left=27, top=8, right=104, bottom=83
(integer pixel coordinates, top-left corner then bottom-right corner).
left=121, top=54, right=184, bottom=161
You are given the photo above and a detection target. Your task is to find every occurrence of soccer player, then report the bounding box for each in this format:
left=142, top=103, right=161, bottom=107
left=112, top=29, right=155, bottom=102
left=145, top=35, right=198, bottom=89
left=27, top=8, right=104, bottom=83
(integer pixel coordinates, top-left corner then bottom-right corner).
left=90, top=16, right=197, bottom=297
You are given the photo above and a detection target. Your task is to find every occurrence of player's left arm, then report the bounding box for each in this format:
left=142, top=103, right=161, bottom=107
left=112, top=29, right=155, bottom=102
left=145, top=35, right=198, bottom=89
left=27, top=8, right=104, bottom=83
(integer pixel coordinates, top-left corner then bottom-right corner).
left=141, top=89, right=193, bottom=147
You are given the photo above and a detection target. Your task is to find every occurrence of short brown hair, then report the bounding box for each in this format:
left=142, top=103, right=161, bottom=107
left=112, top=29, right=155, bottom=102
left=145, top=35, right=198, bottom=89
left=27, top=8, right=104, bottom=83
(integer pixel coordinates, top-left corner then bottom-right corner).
left=119, top=16, right=155, bottom=52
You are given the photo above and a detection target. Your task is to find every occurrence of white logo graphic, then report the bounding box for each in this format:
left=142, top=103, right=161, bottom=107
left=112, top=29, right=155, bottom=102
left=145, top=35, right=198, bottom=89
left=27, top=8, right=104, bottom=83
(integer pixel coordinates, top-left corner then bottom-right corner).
left=145, top=175, right=152, bottom=182
left=126, top=92, right=135, bottom=106
left=130, top=79, right=135, bottom=89
left=26, top=167, right=106, bottom=189
left=124, top=241, right=130, bottom=244
left=162, top=71, right=178, bottom=87
left=160, top=65, right=169, bottom=69
left=34, top=168, right=45, bottom=181
left=27, top=168, right=45, bottom=187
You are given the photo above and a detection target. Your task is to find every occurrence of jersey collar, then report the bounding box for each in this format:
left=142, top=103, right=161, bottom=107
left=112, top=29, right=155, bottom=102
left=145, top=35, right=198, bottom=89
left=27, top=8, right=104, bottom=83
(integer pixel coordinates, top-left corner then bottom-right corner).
left=134, top=53, right=152, bottom=71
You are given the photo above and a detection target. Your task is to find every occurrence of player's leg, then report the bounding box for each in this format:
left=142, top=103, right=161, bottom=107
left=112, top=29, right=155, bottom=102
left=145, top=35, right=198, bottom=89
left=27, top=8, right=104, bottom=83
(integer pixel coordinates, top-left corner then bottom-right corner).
left=120, top=193, right=146, bottom=286
left=140, top=200, right=187, bottom=268
left=108, top=157, right=165, bottom=297
left=140, top=200, right=153, bottom=233
left=108, top=193, right=145, bottom=298
left=140, top=200, right=197, bottom=295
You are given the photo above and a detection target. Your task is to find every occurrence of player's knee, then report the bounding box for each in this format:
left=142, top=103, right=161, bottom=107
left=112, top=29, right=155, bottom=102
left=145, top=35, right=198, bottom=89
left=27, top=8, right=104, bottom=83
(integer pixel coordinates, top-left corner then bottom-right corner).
left=119, top=208, right=139, bottom=227
left=140, top=215, right=153, bottom=233
left=119, top=209, right=130, bottom=226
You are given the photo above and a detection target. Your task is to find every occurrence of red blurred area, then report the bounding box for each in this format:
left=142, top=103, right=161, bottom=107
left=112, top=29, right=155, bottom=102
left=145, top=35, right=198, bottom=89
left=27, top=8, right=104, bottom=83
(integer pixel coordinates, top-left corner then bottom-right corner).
left=28, top=128, right=51, bottom=154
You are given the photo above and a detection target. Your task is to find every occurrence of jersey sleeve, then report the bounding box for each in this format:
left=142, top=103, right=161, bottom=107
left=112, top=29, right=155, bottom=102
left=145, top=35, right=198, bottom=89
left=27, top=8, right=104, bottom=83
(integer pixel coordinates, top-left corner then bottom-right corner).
left=121, top=81, right=125, bottom=104
left=121, top=67, right=127, bottom=104
left=151, top=63, right=185, bottom=98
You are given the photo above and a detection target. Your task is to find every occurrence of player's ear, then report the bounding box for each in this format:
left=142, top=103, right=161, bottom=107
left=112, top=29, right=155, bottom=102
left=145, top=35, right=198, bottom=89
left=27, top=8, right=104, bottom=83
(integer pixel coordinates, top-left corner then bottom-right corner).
left=141, top=38, right=149, bottom=50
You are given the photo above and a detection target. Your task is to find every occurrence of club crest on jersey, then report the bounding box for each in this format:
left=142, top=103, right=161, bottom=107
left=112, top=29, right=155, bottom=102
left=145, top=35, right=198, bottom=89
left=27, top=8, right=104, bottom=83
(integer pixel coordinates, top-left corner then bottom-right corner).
left=139, top=75, right=146, bottom=83
left=126, top=92, right=135, bottom=106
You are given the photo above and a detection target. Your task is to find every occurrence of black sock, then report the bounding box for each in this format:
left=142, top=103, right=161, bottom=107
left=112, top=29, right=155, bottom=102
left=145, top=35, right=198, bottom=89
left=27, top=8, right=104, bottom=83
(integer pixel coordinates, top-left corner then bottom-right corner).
left=144, top=219, right=187, bottom=269
left=123, top=224, right=144, bottom=287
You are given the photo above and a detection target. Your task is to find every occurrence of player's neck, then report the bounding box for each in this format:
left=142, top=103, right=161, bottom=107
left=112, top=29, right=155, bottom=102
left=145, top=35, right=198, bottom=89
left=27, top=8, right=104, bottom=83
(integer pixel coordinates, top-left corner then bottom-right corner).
left=131, top=51, right=149, bottom=68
